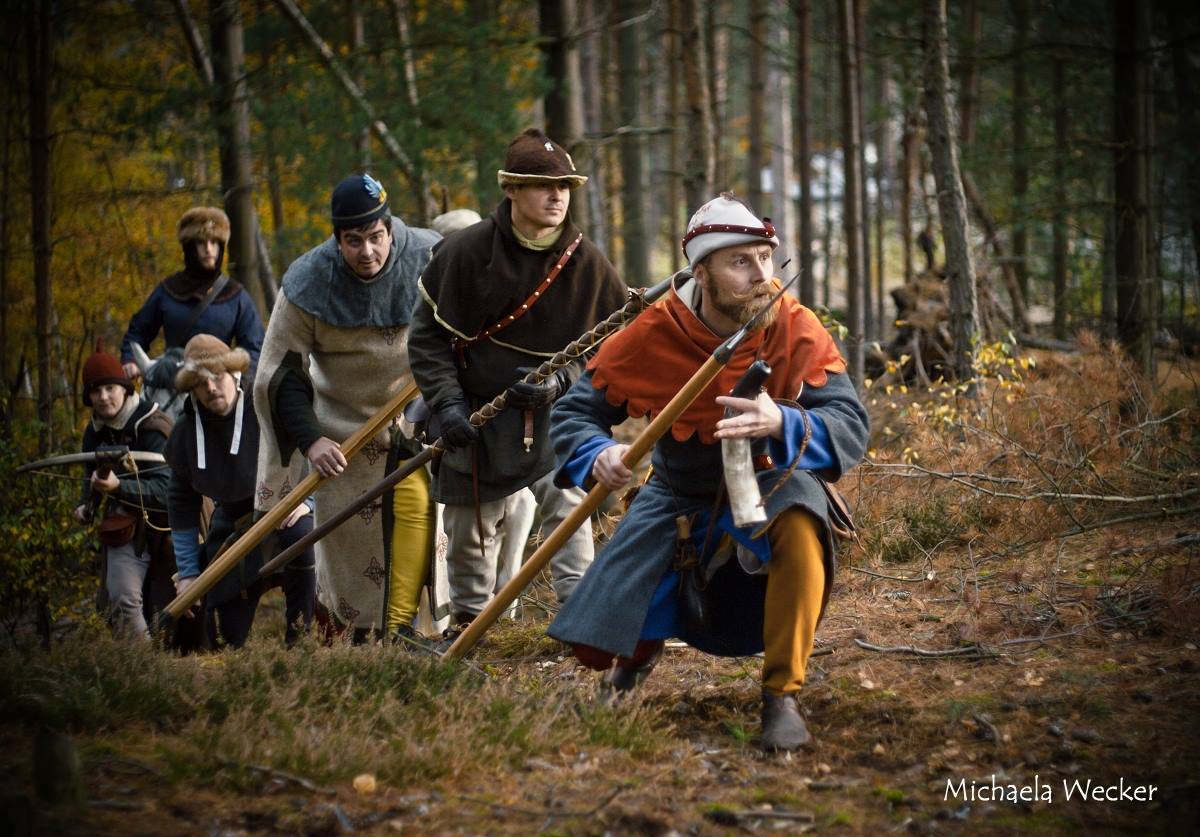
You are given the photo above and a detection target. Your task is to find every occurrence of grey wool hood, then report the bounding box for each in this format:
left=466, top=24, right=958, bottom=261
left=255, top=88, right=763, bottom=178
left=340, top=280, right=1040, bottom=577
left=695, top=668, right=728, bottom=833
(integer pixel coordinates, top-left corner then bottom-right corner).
left=281, top=217, right=440, bottom=328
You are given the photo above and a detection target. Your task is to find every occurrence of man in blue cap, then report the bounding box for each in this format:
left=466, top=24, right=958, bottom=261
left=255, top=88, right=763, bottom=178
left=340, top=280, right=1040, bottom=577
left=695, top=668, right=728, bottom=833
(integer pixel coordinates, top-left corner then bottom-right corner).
left=253, top=174, right=443, bottom=643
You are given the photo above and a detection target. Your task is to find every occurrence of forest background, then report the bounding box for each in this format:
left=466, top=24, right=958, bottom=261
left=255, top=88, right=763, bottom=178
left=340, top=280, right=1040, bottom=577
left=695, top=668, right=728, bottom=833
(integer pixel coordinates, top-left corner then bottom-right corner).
left=1, top=1, right=1199, bottom=831
left=2, top=0, right=1197, bottom=451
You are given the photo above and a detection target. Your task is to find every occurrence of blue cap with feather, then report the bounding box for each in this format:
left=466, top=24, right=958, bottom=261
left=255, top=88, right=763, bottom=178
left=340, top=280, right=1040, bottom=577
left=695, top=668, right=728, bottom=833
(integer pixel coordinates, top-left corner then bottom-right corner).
left=331, top=173, right=390, bottom=228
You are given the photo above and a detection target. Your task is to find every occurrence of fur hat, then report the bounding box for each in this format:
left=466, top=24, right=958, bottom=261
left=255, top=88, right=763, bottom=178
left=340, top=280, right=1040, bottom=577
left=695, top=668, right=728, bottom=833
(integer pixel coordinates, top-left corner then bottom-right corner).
left=331, top=173, right=390, bottom=228
left=682, top=193, right=778, bottom=269
left=175, top=334, right=250, bottom=392
left=431, top=208, right=482, bottom=237
left=497, top=128, right=587, bottom=189
left=82, top=339, right=132, bottom=407
left=177, top=207, right=231, bottom=246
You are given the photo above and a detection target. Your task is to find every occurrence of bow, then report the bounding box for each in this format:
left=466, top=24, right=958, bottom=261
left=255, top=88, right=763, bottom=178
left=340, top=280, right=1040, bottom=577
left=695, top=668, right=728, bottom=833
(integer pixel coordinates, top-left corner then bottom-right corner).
left=16, top=449, right=167, bottom=475
left=443, top=272, right=800, bottom=661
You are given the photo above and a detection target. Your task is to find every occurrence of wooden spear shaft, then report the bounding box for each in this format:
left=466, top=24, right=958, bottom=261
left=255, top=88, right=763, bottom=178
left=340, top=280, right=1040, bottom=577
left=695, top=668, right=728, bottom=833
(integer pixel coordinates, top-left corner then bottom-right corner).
left=443, top=354, right=725, bottom=661
left=161, top=380, right=420, bottom=622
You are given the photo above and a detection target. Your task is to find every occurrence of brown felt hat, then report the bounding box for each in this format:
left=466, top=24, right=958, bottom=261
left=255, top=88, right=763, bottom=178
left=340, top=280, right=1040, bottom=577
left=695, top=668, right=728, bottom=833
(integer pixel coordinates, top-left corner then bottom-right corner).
left=497, top=128, right=587, bottom=189
left=175, top=334, right=249, bottom=392
left=177, top=207, right=231, bottom=245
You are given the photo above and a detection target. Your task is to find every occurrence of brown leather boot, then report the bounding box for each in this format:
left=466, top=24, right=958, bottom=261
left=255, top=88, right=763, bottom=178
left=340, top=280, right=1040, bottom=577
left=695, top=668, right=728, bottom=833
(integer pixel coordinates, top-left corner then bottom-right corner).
left=760, top=690, right=811, bottom=751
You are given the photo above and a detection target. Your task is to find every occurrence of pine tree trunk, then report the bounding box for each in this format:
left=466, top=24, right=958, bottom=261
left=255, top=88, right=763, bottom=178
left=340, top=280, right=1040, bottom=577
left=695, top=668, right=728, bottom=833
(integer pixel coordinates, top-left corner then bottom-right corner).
left=617, top=0, right=648, bottom=285
left=746, top=0, right=767, bottom=212
left=821, top=25, right=835, bottom=308
left=923, top=0, right=979, bottom=385
left=578, top=0, right=608, bottom=253
left=539, top=0, right=586, bottom=231
left=705, top=0, right=728, bottom=190
left=666, top=0, right=682, bottom=268
left=1166, top=3, right=1200, bottom=284
left=680, top=0, right=713, bottom=211
left=28, top=0, right=54, bottom=452
left=794, top=0, right=815, bottom=305
left=958, top=0, right=981, bottom=146
left=873, top=51, right=891, bottom=338
left=1010, top=0, right=1029, bottom=302
left=211, top=0, right=261, bottom=313
left=1114, top=0, right=1152, bottom=375
left=350, top=0, right=370, bottom=168
left=0, top=43, right=14, bottom=399
left=390, top=0, right=429, bottom=224
left=1052, top=56, right=1069, bottom=340
left=854, top=0, right=871, bottom=339
left=838, top=0, right=865, bottom=385
left=769, top=2, right=794, bottom=267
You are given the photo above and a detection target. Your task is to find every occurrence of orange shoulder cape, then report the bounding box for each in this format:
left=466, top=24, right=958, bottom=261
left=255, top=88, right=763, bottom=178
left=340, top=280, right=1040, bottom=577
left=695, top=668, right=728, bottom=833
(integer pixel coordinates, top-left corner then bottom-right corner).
left=588, top=279, right=847, bottom=443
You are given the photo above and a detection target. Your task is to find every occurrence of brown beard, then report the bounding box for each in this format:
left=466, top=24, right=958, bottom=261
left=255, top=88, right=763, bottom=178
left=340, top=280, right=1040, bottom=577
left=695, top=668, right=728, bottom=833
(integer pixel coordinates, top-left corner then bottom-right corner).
left=702, top=279, right=779, bottom=332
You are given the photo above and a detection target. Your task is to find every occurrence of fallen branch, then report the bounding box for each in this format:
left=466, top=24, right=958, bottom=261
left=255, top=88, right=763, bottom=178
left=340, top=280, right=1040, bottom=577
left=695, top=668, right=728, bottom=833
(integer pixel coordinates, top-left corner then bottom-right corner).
left=866, top=463, right=1200, bottom=504
left=853, top=639, right=995, bottom=658
left=1109, top=533, right=1200, bottom=556
left=999, top=611, right=1152, bottom=647
left=1055, top=505, right=1200, bottom=538
left=458, top=781, right=628, bottom=821
left=707, top=808, right=816, bottom=825
left=222, top=760, right=335, bottom=796
left=860, top=461, right=1022, bottom=484
left=850, top=565, right=933, bottom=583
left=972, top=711, right=1002, bottom=744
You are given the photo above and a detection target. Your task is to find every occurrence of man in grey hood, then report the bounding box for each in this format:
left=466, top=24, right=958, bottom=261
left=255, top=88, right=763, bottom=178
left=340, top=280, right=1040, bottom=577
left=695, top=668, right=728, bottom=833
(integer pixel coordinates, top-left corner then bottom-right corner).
left=253, top=174, right=443, bottom=643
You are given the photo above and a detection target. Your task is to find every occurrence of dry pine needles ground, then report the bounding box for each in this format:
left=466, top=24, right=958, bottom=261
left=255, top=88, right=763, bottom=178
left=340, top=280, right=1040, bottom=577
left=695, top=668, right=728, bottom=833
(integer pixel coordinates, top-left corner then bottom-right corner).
left=1, top=336, right=1197, bottom=834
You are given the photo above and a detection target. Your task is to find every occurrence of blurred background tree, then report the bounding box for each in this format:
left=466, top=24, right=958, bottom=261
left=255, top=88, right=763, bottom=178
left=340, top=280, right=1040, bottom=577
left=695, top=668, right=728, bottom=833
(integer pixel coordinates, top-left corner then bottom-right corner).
left=0, top=0, right=1197, bottom=452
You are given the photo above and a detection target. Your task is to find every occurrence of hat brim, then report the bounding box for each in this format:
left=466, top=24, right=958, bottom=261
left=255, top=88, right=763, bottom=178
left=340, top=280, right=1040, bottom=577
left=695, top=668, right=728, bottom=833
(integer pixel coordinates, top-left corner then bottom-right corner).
left=497, top=171, right=588, bottom=189
left=175, top=347, right=251, bottom=392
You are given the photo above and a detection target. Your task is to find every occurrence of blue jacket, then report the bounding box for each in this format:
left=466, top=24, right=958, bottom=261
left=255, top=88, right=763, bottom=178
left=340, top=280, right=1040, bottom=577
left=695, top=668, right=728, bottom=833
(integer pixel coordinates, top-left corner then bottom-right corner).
left=120, top=281, right=264, bottom=368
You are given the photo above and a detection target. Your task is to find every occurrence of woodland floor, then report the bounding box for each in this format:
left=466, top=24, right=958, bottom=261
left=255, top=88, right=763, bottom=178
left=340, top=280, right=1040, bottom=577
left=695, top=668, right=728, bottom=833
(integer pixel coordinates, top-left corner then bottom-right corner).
left=2, top=340, right=1198, bottom=835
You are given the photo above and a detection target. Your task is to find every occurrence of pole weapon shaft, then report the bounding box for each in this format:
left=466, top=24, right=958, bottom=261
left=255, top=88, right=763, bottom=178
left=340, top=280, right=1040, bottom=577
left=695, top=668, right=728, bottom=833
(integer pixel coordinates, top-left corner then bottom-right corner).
left=256, top=276, right=677, bottom=580
left=159, top=380, right=422, bottom=624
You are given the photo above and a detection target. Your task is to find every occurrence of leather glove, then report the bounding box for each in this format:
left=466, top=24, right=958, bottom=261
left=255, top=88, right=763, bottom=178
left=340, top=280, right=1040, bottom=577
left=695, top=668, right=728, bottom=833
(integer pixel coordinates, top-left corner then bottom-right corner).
left=435, top=400, right=479, bottom=452
left=505, top=367, right=570, bottom=410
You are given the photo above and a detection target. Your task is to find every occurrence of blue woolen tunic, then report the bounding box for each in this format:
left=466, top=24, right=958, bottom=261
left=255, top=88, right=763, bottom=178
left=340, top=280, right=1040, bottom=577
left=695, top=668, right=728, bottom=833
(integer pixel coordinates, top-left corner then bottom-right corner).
left=547, top=368, right=869, bottom=659
left=120, top=282, right=264, bottom=368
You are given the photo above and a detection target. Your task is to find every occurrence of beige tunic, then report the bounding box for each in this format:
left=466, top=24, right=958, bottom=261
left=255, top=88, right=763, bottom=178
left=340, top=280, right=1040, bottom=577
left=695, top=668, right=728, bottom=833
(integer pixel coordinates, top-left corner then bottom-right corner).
left=253, top=294, right=417, bottom=631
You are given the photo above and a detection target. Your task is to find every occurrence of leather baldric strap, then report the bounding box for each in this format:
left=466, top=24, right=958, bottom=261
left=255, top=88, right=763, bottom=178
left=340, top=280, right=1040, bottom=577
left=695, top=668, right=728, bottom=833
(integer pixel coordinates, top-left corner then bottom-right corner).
left=182, top=273, right=232, bottom=336
left=453, top=233, right=583, bottom=367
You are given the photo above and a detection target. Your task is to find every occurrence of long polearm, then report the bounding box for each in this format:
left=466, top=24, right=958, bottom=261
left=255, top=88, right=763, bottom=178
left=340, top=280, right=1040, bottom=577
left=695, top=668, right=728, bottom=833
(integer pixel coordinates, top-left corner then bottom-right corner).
left=255, top=277, right=677, bottom=581
left=159, top=380, right=421, bottom=624
left=444, top=274, right=801, bottom=661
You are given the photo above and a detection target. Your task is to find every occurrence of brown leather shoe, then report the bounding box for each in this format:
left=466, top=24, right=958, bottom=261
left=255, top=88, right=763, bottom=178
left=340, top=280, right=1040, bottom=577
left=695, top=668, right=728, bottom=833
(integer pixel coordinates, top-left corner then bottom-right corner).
left=597, top=645, right=663, bottom=704
left=760, top=690, right=811, bottom=751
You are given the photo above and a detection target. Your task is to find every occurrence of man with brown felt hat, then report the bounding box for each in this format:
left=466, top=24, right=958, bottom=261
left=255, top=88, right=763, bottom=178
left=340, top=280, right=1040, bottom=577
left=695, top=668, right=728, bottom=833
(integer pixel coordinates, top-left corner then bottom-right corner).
left=74, top=340, right=174, bottom=640
left=166, top=334, right=316, bottom=648
left=120, top=206, right=264, bottom=380
left=409, top=128, right=626, bottom=639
